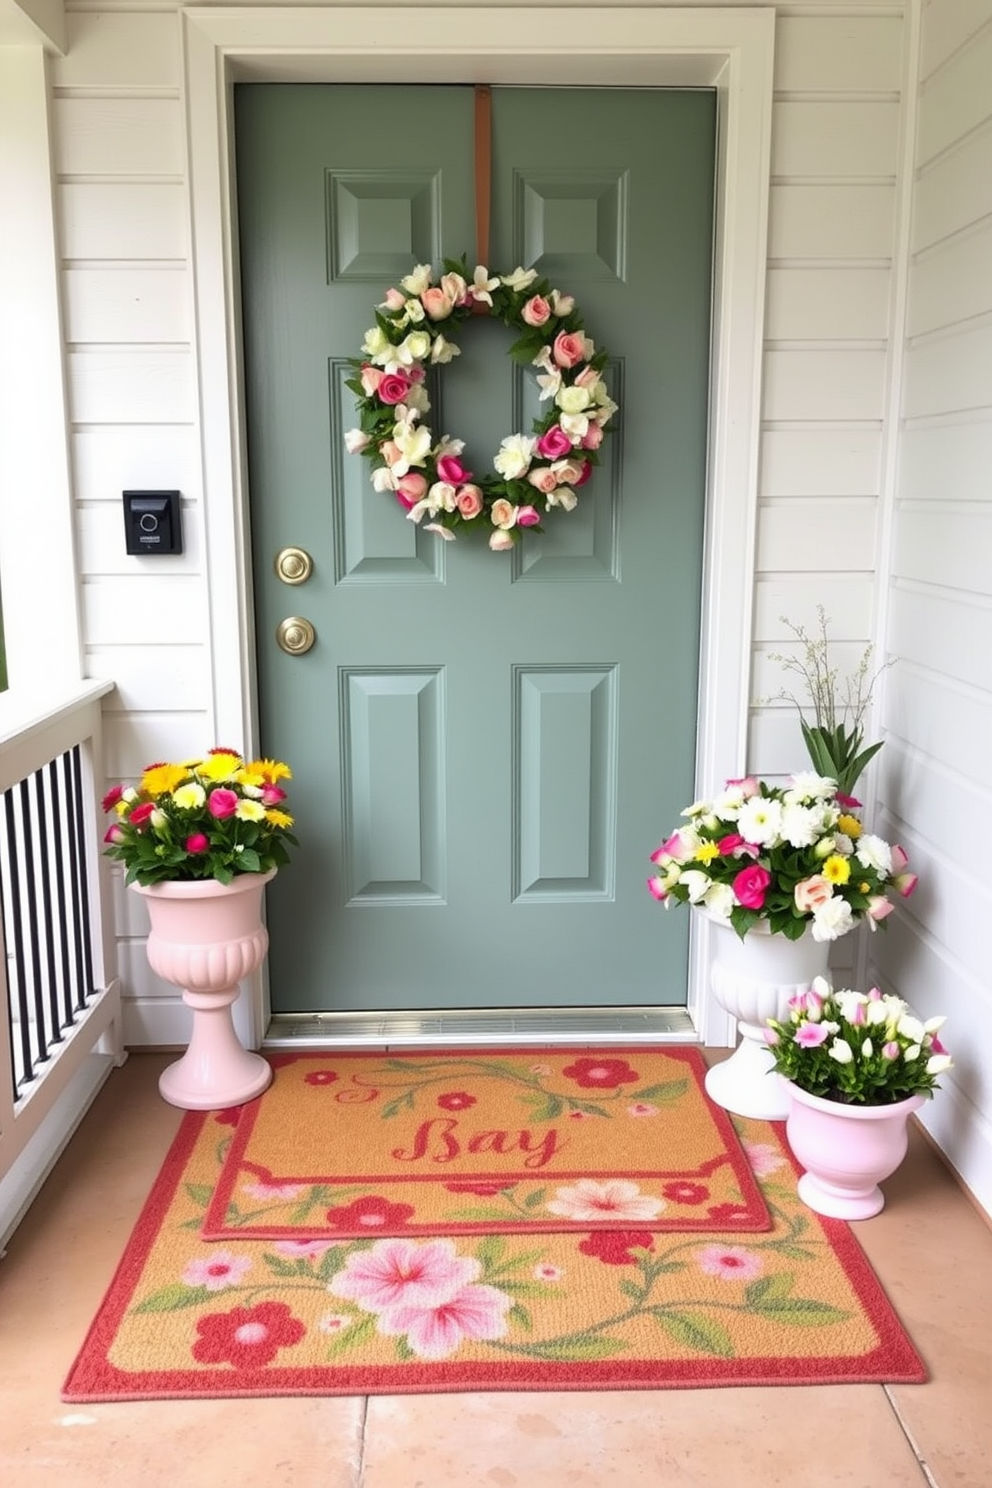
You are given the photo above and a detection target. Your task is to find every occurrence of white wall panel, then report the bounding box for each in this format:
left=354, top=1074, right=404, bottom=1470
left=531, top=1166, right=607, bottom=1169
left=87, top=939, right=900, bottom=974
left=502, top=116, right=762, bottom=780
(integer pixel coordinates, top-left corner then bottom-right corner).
left=773, top=15, right=903, bottom=93
left=892, top=509, right=992, bottom=595
left=920, top=0, right=992, bottom=78
left=878, top=739, right=992, bottom=881
left=63, top=267, right=190, bottom=344
left=752, top=577, right=874, bottom=640
left=59, top=183, right=188, bottom=262
left=71, top=424, right=201, bottom=504
left=54, top=11, right=180, bottom=88
left=884, top=664, right=989, bottom=789
left=103, top=711, right=212, bottom=779
left=53, top=98, right=184, bottom=177
left=897, top=418, right=992, bottom=502
left=911, top=124, right=992, bottom=252
left=902, top=321, right=992, bottom=420
left=771, top=102, right=899, bottom=179
left=82, top=576, right=205, bottom=645
left=889, top=583, right=992, bottom=692
left=768, top=184, right=896, bottom=260
left=757, top=498, right=876, bottom=573
left=916, top=24, right=992, bottom=167
left=765, top=267, right=890, bottom=341
left=759, top=429, right=881, bottom=497
left=67, top=349, right=194, bottom=424
left=763, top=349, right=887, bottom=422
left=87, top=644, right=211, bottom=713
left=908, top=222, right=992, bottom=337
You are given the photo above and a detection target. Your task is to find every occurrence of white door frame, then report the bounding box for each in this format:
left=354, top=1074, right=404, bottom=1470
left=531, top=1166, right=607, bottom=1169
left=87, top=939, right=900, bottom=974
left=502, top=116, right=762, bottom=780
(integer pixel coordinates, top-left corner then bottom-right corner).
left=181, top=5, right=775, bottom=1047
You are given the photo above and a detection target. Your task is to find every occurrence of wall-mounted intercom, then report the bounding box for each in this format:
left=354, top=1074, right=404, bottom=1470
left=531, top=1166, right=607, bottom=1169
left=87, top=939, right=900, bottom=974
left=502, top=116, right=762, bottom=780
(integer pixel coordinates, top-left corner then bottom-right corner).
left=123, top=490, right=183, bottom=556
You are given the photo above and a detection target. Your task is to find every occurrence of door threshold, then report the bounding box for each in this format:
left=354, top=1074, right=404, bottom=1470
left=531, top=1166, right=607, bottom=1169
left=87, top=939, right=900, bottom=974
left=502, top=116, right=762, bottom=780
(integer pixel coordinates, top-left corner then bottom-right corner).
left=264, top=1006, right=696, bottom=1049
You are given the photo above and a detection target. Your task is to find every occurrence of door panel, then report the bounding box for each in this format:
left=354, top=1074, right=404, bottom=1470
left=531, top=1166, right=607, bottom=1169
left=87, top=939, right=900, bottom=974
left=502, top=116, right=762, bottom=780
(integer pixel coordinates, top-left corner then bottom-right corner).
left=235, top=85, right=715, bottom=1011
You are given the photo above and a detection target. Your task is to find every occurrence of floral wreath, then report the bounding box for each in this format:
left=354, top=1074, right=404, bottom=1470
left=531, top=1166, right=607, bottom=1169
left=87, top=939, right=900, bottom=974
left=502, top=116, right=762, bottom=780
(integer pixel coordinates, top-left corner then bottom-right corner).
left=343, top=259, right=619, bottom=552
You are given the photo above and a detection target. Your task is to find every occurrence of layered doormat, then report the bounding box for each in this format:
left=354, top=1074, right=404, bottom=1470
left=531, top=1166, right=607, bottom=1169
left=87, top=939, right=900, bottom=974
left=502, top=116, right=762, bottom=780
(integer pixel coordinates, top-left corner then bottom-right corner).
left=202, top=1048, right=769, bottom=1240
left=62, top=1067, right=926, bottom=1400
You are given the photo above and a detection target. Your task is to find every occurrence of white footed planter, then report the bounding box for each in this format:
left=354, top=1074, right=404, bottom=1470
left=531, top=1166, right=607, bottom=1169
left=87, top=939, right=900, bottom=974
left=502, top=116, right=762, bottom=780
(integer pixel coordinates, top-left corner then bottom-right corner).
left=704, top=917, right=830, bottom=1121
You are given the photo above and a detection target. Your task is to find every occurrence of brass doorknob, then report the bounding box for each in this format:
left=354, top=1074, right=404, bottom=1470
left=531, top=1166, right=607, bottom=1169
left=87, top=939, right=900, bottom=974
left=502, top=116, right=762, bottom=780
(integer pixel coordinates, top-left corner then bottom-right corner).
left=276, top=616, right=316, bottom=655
left=274, top=546, right=314, bottom=585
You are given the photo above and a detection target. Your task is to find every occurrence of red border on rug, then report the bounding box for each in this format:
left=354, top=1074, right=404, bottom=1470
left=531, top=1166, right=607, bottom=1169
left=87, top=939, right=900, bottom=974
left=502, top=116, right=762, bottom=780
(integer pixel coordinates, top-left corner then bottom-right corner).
left=62, top=1108, right=928, bottom=1401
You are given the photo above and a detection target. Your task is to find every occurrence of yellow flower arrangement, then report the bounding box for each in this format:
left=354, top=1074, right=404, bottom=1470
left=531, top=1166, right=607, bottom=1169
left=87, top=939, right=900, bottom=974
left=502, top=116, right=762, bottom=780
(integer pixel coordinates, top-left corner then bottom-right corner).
left=101, top=748, right=297, bottom=886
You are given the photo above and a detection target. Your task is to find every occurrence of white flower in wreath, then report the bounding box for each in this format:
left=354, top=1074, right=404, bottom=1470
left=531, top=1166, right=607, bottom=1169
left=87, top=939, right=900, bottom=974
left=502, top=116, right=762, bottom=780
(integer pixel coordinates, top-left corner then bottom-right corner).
left=545, top=486, right=577, bottom=512
left=361, top=325, right=390, bottom=360
left=558, top=412, right=590, bottom=440
left=344, top=428, right=371, bottom=454
left=371, top=466, right=397, bottom=493
left=430, top=334, right=460, bottom=365
left=493, top=433, right=536, bottom=481
left=469, top=265, right=501, bottom=305
left=501, top=265, right=539, bottom=292
left=400, top=262, right=433, bottom=296
left=556, top=384, right=593, bottom=416
left=392, top=422, right=432, bottom=474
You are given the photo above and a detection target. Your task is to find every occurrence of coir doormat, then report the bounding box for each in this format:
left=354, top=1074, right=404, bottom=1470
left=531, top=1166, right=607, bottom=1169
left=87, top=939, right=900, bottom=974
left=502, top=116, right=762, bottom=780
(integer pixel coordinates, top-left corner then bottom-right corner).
left=202, top=1048, right=769, bottom=1240
left=61, top=1106, right=926, bottom=1400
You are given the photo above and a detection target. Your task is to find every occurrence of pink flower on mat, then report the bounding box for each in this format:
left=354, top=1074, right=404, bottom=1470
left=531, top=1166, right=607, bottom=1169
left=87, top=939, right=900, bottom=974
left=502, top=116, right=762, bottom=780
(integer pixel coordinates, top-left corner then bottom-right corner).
left=183, top=1250, right=252, bottom=1292
left=329, top=1237, right=480, bottom=1314
left=627, top=1102, right=659, bottom=1118
left=192, top=1301, right=305, bottom=1369
left=579, top=1230, right=654, bottom=1266
left=534, top=1263, right=563, bottom=1282
left=742, top=1141, right=788, bottom=1178
left=242, top=1179, right=305, bottom=1202
left=561, top=1056, right=640, bottom=1090
left=378, top=1281, right=514, bottom=1360
left=696, top=1244, right=764, bottom=1282
left=324, top=1196, right=415, bottom=1233
left=437, top=1091, right=477, bottom=1111
left=546, top=1179, right=665, bottom=1223
left=662, top=1181, right=709, bottom=1206
left=304, top=1069, right=339, bottom=1086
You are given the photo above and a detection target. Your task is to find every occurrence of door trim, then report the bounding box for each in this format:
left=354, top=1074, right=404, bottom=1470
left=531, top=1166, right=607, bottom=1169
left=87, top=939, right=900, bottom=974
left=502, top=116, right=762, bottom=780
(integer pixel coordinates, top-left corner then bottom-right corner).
left=181, top=5, right=776, bottom=1048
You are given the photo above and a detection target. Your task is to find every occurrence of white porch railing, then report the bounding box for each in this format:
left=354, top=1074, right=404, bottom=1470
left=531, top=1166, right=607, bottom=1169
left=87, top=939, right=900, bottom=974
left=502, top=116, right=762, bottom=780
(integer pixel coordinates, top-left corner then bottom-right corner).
left=0, top=680, right=123, bottom=1249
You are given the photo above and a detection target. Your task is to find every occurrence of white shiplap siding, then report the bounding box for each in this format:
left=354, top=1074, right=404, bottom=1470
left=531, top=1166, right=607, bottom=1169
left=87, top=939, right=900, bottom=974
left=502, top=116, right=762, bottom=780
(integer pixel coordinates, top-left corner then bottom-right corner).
left=876, top=0, right=992, bottom=1210
left=750, top=11, right=901, bottom=782
left=51, top=8, right=209, bottom=1043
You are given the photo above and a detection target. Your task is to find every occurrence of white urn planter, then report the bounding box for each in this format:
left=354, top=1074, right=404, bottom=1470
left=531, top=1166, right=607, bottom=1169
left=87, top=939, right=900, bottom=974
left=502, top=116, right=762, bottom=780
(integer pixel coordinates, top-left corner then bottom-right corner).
left=133, top=870, right=275, bottom=1111
left=704, top=916, right=830, bottom=1121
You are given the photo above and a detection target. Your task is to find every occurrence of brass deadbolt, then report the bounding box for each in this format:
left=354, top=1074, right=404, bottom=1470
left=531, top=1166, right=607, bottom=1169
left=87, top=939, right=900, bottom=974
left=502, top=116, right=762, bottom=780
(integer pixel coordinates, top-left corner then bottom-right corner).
left=274, top=546, right=314, bottom=585
left=275, top=616, right=316, bottom=655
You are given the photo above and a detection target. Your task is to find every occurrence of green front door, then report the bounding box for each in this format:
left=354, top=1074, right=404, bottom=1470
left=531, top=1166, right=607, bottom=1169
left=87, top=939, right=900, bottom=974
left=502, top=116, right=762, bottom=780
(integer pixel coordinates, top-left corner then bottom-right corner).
left=235, top=85, right=714, bottom=1012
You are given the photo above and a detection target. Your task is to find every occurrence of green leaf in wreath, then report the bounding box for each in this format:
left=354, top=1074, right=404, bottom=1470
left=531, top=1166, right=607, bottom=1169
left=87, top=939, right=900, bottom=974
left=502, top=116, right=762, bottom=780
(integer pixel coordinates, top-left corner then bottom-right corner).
left=653, top=1310, right=736, bottom=1358
left=132, top=1283, right=213, bottom=1314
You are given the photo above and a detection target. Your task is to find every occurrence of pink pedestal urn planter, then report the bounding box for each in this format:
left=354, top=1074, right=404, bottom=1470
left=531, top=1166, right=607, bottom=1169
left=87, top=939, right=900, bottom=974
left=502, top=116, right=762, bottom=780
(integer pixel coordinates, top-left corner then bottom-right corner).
left=133, top=869, right=275, bottom=1111
left=784, top=1084, right=925, bottom=1220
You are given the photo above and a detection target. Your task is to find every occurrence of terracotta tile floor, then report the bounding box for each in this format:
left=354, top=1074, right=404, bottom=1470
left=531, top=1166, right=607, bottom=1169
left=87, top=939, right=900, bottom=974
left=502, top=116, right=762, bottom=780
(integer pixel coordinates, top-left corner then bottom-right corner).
left=1, top=1052, right=990, bottom=1488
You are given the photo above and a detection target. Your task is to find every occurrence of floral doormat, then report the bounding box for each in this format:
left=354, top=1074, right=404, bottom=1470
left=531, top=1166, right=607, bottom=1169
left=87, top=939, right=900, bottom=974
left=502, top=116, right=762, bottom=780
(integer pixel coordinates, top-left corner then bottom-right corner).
left=61, top=1107, right=926, bottom=1400
left=202, top=1048, right=769, bottom=1240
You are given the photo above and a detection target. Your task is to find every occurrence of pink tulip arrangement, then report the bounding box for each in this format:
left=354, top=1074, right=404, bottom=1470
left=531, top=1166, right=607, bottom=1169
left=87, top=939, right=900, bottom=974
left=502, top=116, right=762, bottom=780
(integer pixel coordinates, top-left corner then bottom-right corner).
left=647, top=773, right=917, bottom=943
